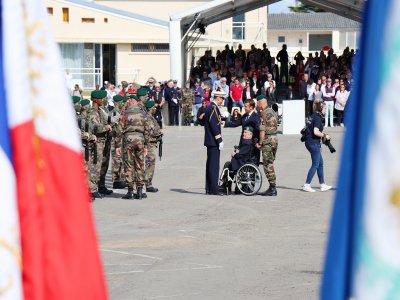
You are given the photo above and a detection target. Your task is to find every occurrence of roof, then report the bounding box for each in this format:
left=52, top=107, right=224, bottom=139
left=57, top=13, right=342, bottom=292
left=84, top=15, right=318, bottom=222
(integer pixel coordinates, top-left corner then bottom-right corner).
left=58, top=0, right=168, bottom=28
left=268, top=12, right=360, bottom=31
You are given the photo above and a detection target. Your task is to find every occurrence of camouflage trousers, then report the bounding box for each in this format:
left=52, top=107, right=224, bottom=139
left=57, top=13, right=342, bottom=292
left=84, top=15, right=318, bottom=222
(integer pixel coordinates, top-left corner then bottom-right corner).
left=87, top=139, right=105, bottom=192
left=112, top=140, right=124, bottom=183
left=181, top=104, right=193, bottom=126
left=99, top=137, right=111, bottom=187
left=261, top=135, right=278, bottom=186
left=145, top=143, right=157, bottom=187
left=123, top=133, right=145, bottom=189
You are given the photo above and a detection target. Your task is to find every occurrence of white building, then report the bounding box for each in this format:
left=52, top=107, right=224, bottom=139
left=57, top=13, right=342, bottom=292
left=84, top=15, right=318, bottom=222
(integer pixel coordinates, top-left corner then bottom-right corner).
left=267, top=12, right=360, bottom=59
left=46, top=0, right=268, bottom=89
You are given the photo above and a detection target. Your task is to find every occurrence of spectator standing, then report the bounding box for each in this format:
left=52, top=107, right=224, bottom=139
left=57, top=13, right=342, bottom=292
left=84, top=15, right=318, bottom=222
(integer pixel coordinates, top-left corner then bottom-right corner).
left=306, top=79, right=316, bottom=116
left=192, top=81, right=204, bottom=124
left=313, top=84, right=323, bottom=102
left=230, top=78, right=244, bottom=109
left=334, top=84, right=350, bottom=126
left=276, top=44, right=289, bottom=85
left=321, top=78, right=335, bottom=127
left=72, top=84, right=83, bottom=99
left=243, top=80, right=255, bottom=101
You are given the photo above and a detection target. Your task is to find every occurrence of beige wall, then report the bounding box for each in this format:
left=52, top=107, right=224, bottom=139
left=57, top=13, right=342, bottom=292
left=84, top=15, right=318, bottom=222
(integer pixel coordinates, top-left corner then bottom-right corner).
left=116, top=44, right=170, bottom=84
left=97, top=0, right=209, bottom=21
left=45, top=0, right=168, bottom=43
left=268, top=30, right=336, bottom=60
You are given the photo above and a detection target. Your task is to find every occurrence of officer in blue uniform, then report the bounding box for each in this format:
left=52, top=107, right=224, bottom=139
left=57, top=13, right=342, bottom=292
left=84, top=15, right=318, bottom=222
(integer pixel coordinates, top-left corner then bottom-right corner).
left=204, top=90, right=226, bottom=196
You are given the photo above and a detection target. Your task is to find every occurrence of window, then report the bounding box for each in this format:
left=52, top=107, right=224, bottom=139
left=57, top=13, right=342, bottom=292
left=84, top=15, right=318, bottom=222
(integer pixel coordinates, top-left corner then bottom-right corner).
left=62, top=7, right=69, bottom=23
left=131, top=43, right=169, bottom=52
left=299, top=39, right=303, bottom=44
left=278, top=36, right=285, bottom=43
left=104, top=18, right=108, bottom=23
left=309, top=34, right=332, bottom=51
left=47, top=7, right=53, bottom=16
left=232, top=13, right=245, bottom=40
left=81, top=18, right=95, bottom=23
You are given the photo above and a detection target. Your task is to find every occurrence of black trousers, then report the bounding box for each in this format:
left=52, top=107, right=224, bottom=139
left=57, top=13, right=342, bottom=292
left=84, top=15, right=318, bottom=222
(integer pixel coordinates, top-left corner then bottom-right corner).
left=169, top=105, right=179, bottom=126
left=205, top=146, right=220, bottom=194
left=336, top=109, right=344, bottom=124
left=306, top=100, right=314, bottom=117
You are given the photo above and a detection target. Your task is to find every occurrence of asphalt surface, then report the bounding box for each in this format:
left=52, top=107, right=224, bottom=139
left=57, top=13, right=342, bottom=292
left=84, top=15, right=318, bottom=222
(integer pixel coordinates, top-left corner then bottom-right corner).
left=93, top=124, right=344, bottom=300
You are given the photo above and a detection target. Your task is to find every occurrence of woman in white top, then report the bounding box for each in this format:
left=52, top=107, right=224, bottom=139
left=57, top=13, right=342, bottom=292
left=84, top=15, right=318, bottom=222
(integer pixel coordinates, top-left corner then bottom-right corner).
left=313, top=84, right=323, bottom=102
left=334, top=84, right=350, bottom=126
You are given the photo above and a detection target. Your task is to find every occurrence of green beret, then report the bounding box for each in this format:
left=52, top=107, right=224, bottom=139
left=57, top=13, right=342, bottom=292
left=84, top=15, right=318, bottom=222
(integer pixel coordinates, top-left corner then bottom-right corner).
left=91, top=90, right=107, bottom=99
left=113, top=94, right=124, bottom=102
left=72, top=96, right=81, bottom=103
left=256, top=94, right=267, bottom=101
left=243, top=126, right=254, bottom=133
left=80, top=99, right=90, bottom=106
left=144, top=100, right=155, bottom=109
left=137, top=88, right=148, bottom=97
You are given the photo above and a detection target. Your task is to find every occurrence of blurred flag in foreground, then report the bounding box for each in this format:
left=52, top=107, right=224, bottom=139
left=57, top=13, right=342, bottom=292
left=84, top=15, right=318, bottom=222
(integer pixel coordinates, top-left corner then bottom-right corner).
left=321, top=0, right=400, bottom=299
left=0, top=1, right=107, bottom=299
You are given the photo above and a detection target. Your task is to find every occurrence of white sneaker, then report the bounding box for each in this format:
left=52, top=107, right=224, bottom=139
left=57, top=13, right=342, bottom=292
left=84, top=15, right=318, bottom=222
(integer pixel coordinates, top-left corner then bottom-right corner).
left=302, top=184, right=316, bottom=192
left=320, top=184, right=332, bottom=192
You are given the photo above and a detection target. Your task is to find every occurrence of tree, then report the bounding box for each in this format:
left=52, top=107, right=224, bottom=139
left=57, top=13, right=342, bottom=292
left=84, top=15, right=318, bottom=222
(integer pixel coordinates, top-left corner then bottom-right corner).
left=288, top=0, right=325, bottom=13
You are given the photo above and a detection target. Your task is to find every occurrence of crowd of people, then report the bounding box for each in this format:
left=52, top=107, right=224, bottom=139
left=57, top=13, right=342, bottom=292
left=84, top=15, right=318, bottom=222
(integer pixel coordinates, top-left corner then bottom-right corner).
left=70, top=43, right=355, bottom=199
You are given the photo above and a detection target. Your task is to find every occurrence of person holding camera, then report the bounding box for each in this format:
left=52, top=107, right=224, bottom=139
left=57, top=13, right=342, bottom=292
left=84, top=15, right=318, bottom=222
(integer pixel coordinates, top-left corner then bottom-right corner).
left=302, top=101, right=332, bottom=192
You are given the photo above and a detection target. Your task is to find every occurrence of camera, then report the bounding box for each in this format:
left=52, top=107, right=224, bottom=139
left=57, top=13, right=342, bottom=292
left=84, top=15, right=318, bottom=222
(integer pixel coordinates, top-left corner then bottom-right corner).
left=322, top=135, right=336, bottom=153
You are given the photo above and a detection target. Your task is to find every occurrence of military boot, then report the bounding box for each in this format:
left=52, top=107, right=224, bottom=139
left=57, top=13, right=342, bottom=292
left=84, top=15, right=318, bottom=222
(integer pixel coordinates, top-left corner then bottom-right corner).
left=263, top=185, right=277, bottom=196
left=136, top=187, right=144, bottom=200
left=91, top=192, right=103, bottom=199
left=98, top=186, right=113, bottom=195
left=113, top=181, right=126, bottom=189
left=122, top=188, right=134, bottom=199
left=146, top=186, right=158, bottom=193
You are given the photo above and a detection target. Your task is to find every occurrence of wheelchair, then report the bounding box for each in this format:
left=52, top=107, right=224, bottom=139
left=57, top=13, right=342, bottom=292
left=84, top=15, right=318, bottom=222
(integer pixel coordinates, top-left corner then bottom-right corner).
left=218, top=148, right=263, bottom=196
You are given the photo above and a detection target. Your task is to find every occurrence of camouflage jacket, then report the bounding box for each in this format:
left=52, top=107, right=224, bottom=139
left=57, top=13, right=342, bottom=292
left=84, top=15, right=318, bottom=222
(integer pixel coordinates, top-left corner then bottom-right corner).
left=88, top=106, right=109, bottom=137
left=181, top=88, right=194, bottom=106
left=148, top=114, right=163, bottom=143
left=259, top=107, right=278, bottom=135
left=115, top=105, right=150, bottom=148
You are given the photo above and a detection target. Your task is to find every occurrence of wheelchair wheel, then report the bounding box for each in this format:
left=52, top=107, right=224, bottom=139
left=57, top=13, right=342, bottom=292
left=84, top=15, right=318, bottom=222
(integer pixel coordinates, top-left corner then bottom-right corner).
left=235, top=163, right=262, bottom=196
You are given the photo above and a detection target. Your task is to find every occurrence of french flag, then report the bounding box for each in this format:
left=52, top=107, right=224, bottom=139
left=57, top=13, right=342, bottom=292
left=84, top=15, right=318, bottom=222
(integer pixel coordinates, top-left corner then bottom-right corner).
left=0, top=1, right=107, bottom=299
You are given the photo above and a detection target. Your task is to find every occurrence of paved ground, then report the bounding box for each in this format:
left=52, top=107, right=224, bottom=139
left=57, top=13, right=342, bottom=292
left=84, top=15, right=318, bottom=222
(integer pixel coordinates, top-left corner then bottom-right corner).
left=93, top=124, right=344, bottom=300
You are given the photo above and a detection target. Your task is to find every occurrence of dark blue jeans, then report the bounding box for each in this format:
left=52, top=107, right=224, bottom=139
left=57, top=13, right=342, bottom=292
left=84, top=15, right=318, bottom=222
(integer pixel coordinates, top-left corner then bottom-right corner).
left=305, top=142, right=324, bottom=184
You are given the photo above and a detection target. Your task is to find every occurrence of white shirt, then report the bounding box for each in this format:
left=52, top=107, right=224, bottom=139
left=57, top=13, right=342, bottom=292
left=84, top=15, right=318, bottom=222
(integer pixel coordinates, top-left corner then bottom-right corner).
left=306, top=83, right=316, bottom=101
left=335, top=90, right=350, bottom=111
left=264, top=80, right=276, bottom=90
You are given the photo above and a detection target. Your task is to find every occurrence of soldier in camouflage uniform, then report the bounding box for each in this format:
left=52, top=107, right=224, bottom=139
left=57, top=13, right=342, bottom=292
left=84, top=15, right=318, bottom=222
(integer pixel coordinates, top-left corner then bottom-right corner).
left=255, top=94, right=278, bottom=196
left=111, top=94, right=126, bottom=189
left=144, top=100, right=163, bottom=193
left=87, top=90, right=113, bottom=199
left=181, top=80, right=194, bottom=126
left=79, top=99, right=94, bottom=164
left=97, top=96, right=114, bottom=195
left=116, top=88, right=150, bottom=200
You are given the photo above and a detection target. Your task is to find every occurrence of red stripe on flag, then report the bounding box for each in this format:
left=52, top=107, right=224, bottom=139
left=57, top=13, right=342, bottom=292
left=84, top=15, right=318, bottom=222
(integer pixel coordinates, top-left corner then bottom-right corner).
left=11, top=121, right=108, bottom=300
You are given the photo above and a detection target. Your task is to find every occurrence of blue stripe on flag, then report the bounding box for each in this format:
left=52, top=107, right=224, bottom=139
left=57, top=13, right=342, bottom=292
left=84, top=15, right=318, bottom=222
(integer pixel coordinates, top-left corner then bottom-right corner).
left=0, top=1, right=12, bottom=160
left=321, top=0, right=392, bottom=299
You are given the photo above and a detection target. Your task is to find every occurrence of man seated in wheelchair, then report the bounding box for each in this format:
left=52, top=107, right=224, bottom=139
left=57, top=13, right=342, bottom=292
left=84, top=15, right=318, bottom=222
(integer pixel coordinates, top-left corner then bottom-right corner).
left=219, top=126, right=258, bottom=194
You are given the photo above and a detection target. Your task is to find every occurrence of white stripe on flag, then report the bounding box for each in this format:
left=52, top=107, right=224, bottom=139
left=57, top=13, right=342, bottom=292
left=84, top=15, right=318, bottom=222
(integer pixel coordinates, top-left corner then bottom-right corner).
left=0, top=149, right=22, bottom=300
left=3, top=0, right=81, bottom=152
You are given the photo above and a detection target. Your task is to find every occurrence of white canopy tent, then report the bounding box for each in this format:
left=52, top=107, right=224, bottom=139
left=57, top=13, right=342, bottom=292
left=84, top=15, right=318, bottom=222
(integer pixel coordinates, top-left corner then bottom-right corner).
left=169, top=0, right=364, bottom=84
